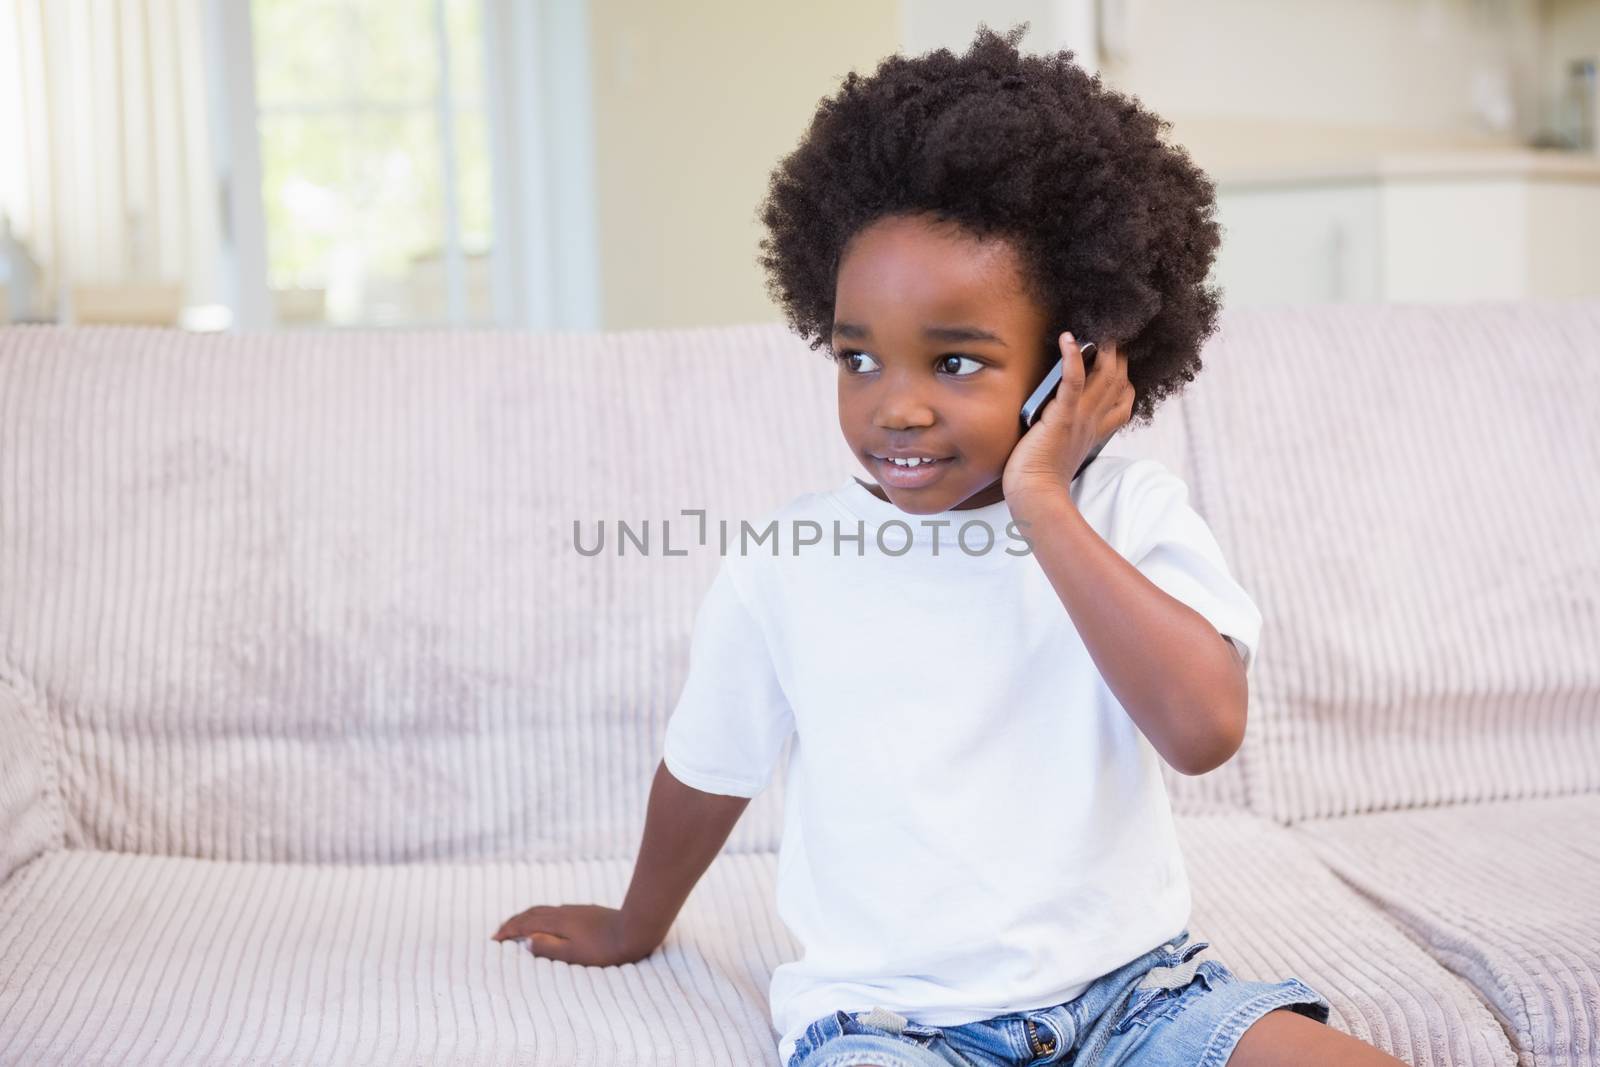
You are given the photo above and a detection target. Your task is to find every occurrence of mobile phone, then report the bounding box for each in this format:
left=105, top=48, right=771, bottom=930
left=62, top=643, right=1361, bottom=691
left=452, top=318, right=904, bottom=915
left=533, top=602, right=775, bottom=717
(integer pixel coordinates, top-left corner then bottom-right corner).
left=1019, top=339, right=1108, bottom=481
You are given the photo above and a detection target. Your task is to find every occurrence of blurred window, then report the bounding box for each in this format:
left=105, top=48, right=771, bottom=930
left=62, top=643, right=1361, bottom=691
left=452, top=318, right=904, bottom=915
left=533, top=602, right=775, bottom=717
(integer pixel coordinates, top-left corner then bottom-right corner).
left=249, top=0, right=493, bottom=326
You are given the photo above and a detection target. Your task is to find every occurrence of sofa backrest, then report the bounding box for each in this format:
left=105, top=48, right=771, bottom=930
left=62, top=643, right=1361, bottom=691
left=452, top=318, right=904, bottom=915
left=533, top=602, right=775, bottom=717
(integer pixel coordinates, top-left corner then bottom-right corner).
left=0, top=325, right=846, bottom=863
left=0, top=321, right=1260, bottom=867
left=23, top=302, right=1560, bottom=866
left=1179, top=298, right=1600, bottom=823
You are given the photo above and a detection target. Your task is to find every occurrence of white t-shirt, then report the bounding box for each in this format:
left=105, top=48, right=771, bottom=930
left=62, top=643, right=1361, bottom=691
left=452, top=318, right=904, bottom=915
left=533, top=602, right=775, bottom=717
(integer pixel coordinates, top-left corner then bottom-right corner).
left=660, top=456, right=1263, bottom=1067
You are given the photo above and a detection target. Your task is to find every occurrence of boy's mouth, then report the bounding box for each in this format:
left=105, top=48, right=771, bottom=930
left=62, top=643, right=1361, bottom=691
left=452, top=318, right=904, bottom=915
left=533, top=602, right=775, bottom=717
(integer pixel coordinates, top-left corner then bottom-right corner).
left=871, top=453, right=955, bottom=489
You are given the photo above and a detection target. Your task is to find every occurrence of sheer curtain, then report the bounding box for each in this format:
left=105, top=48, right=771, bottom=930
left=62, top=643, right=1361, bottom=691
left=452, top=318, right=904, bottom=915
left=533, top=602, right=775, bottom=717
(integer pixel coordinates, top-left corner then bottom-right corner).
left=0, top=0, right=221, bottom=321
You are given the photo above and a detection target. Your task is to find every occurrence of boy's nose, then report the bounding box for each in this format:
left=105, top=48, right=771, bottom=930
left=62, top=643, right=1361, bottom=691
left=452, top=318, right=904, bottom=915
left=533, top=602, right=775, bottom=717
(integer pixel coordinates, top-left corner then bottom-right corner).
left=875, top=406, right=936, bottom=431
left=873, top=393, right=937, bottom=429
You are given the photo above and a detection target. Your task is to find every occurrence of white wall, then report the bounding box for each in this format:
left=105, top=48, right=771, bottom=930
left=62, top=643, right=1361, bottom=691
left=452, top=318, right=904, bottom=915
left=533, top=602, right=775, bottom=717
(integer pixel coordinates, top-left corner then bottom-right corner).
left=581, top=0, right=1594, bottom=330
left=585, top=0, right=901, bottom=331
left=1095, top=0, right=1546, bottom=174
left=899, top=0, right=1097, bottom=71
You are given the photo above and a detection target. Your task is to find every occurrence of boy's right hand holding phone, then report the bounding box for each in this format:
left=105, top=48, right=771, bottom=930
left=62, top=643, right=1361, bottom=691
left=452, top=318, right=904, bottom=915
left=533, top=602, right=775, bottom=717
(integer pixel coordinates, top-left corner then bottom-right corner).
left=1007, top=333, right=1134, bottom=509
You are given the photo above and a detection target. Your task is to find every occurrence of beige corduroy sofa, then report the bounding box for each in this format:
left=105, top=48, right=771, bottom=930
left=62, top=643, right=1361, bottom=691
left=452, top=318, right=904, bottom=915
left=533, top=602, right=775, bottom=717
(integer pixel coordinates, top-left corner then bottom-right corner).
left=1, top=300, right=1596, bottom=1066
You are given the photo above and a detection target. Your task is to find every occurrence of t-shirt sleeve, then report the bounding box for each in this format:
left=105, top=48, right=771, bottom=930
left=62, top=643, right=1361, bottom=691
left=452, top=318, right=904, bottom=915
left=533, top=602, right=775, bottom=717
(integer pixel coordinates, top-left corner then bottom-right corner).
left=660, top=557, right=796, bottom=798
left=1118, top=460, right=1264, bottom=675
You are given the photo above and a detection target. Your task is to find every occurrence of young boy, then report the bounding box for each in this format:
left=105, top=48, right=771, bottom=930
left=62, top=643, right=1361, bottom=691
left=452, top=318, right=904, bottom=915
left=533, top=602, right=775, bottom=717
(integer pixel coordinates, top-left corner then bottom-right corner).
left=494, top=24, right=1409, bottom=1067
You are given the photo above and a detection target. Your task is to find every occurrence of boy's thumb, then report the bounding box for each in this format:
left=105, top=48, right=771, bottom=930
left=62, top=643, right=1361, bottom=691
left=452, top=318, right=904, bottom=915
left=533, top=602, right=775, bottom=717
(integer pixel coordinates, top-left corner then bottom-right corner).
left=524, top=930, right=572, bottom=959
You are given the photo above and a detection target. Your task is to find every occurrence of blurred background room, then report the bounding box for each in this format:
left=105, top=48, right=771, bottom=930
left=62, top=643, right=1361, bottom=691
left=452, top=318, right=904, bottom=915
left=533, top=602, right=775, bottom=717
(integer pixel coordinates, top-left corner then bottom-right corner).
left=0, top=0, right=1597, bottom=333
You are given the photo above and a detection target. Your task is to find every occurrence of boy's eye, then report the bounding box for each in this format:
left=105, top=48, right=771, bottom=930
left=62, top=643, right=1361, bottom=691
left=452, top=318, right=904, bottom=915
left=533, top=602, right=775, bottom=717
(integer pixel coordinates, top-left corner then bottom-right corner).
left=937, top=355, right=984, bottom=377
left=836, top=350, right=984, bottom=377
left=837, top=350, right=881, bottom=374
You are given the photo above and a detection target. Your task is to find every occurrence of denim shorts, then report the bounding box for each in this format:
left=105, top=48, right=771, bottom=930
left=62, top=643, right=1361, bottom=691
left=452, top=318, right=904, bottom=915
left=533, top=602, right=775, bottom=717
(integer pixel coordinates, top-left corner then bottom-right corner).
left=784, top=929, right=1331, bottom=1067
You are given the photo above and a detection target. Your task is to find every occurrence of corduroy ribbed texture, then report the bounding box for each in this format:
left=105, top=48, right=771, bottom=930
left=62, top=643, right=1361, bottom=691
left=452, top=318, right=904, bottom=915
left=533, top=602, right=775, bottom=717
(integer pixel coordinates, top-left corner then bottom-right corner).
left=0, top=847, right=799, bottom=1066
left=1295, top=795, right=1600, bottom=1067
left=1179, top=299, right=1600, bottom=823
left=2, top=307, right=1591, bottom=1065
left=0, top=658, right=63, bottom=885
left=1174, top=814, right=1516, bottom=1066
left=0, top=321, right=1237, bottom=874
left=0, top=323, right=860, bottom=864
left=0, top=813, right=1516, bottom=1066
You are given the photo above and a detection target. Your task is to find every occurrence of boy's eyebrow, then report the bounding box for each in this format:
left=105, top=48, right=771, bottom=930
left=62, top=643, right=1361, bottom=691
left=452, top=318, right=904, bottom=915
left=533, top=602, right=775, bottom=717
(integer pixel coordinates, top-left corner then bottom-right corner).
left=832, top=321, right=1009, bottom=347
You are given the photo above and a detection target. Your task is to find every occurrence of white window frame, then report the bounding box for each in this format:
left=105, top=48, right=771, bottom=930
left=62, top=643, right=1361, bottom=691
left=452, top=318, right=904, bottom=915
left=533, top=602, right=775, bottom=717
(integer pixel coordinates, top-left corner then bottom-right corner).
left=204, top=0, right=600, bottom=331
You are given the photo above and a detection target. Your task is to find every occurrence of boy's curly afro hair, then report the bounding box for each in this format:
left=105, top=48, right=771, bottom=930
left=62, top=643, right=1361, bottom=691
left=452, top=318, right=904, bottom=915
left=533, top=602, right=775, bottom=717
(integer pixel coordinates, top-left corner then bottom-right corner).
left=756, top=22, right=1224, bottom=426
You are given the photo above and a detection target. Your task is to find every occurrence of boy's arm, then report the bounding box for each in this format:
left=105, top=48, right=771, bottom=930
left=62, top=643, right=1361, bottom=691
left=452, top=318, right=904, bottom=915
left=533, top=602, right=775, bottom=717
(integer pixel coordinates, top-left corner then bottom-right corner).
left=491, top=759, right=751, bottom=964
left=617, top=759, right=753, bottom=955
left=1012, top=493, right=1248, bottom=777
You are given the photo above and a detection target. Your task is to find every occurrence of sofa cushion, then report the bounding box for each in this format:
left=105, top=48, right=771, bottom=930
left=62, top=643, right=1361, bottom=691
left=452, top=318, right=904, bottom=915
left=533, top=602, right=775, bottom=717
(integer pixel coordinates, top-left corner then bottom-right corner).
left=1293, top=794, right=1600, bottom=1067
left=1178, top=299, right=1600, bottom=822
left=1174, top=813, right=1515, bottom=1066
left=0, top=848, right=797, bottom=1066
left=0, top=813, right=1514, bottom=1066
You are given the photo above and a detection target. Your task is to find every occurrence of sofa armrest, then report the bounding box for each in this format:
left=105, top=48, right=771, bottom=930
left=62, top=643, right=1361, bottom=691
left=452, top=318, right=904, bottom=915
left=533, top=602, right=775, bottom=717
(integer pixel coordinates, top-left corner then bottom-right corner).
left=0, top=660, right=64, bottom=888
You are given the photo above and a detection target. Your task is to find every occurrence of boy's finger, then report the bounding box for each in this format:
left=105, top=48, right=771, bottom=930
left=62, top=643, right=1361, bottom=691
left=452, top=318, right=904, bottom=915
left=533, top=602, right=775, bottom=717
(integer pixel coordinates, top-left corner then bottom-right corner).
left=1059, top=333, right=1088, bottom=389
left=493, top=905, right=551, bottom=939
left=526, top=932, right=571, bottom=961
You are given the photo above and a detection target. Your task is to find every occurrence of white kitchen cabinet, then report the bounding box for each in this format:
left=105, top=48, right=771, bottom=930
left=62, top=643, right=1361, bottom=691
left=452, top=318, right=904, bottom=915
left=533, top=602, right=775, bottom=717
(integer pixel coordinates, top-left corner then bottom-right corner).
left=1210, top=149, right=1600, bottom=307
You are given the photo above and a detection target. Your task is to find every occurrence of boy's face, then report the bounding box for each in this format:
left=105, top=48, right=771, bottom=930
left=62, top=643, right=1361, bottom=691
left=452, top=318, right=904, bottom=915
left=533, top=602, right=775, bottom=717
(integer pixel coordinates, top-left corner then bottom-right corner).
left=831, top=212, right=1055, bottom=514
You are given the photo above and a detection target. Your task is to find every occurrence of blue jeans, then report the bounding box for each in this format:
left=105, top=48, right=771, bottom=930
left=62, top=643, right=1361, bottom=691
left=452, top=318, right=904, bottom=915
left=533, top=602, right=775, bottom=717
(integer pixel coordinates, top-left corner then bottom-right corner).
left=785, top=929, right=1331, bottom=1067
